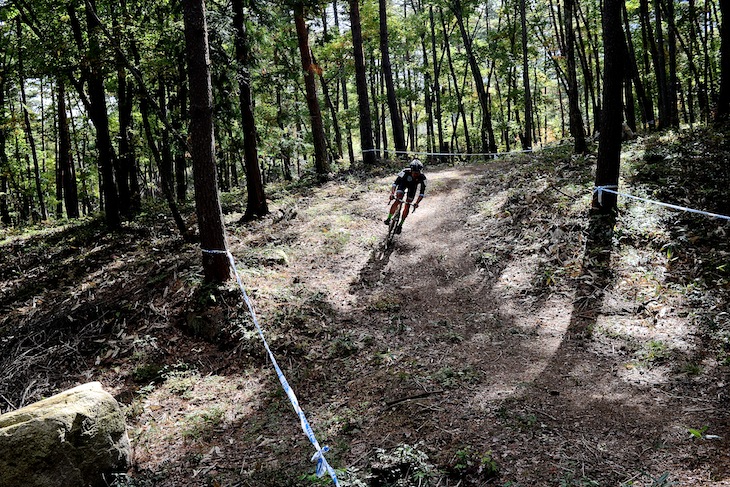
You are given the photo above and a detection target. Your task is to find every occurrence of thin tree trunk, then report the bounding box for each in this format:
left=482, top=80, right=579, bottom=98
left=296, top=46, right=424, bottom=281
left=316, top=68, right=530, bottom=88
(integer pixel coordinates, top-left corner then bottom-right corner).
left=440, top=9, right=471, bottom=154
left=294, top=2, right=330, bottom=177
left=450, top=0, right=497, bottom=154
left=665, top=0, right=679, bottom=127
left=379, top=0, right=407, bottom=155
left=17, top=18, right=47, bottom=221
left=175, top=61, right=188, bottom=201
left=520, top=0, right=532, bottom=150
left=0, top=63, right=11, bottom=224
left=112, top=1, right=133, bottom=218
left=232, top=0, right=268, bottom=219
left=564, top=0, right=587, bottom=152
left=430, top=6, right=446, bottom=155
left=622, top=2, right=654, bottom=129
left=58, top=78, right=80, bottom=219
left=349, top=0, right=376, bottom=165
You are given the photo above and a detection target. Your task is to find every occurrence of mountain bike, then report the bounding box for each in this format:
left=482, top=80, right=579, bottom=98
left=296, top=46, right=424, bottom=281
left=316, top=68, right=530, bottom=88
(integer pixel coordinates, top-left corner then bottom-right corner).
left=384, top=197, right=411, bottom=249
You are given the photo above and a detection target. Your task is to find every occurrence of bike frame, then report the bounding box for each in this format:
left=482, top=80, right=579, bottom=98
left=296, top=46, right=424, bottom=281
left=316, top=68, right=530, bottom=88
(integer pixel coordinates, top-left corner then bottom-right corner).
left=385, top=197, right=409, bottom=248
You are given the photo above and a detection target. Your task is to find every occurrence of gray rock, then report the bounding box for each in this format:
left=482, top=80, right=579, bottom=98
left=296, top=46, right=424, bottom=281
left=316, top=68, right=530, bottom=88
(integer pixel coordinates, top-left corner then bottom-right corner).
left=0, top=382, right=131, bottom=487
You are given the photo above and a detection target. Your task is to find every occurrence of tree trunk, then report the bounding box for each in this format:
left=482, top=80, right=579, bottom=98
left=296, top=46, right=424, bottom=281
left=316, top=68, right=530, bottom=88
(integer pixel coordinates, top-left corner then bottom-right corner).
left=58, top=78, right=80, bottom=219
left=84, top=1, right=121, bottom=229
left=716, top=0, right=730, bottom=122
left=294, top=3, right=330, bottom=177
left=17, top=18, right=47, bottom=221
left=175, top=62, right=188, bottom=202
left=440, top=8, right=471, bottom=154
left=112, top=1, right=133, bottom=218
left=349, top=0, right=376, bottom=165
left=430, top=6, right=446, bottom=156
left=140, top=94, right=189, bottom=238
left=420, top=33, right=435, bottom=155
left=451, top=0, right=497, bottom=154
left=520, top=0, right=533, bottom=150
left=0, top=65, right=11, bottom=225
left=232, top=0, right=268, bottom=219
left=564, top=0, right=587, bottom=153
left=594, top=0, right=624, bottom=212
left=622, top=2, right=654, bottom=129
left=379, top=0, right=407, bottom=155
left=182, top=0, right=230, bottom=283
left=665, top=0, right=679, bottom=127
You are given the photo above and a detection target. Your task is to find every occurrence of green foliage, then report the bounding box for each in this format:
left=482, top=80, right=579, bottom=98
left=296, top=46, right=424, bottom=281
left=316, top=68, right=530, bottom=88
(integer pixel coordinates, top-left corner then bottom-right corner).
left=370, top=443, right=436, bottom=486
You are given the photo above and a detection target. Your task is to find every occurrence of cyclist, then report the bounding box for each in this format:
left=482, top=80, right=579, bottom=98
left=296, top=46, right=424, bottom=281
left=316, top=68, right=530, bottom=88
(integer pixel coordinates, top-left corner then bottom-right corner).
left=384, top=158, right=427, bottom=234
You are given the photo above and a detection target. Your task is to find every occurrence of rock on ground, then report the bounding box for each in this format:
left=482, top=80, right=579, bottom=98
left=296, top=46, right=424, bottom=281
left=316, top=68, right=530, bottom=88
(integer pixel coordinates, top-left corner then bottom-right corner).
left=0, top=382, right=130, bottom=487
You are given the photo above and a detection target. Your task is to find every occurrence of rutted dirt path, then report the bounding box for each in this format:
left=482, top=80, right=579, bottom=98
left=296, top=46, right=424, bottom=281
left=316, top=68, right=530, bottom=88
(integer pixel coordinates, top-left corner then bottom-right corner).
left=260, top=161, right=730, bottom=486
left=2, top=155, right=729, bottom=486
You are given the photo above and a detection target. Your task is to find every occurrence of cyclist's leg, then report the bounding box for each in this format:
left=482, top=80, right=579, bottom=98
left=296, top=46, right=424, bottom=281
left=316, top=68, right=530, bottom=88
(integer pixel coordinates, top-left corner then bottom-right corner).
left=400, top=189, right=417, bottom=223
left=386, top=190, right=405, bottom=221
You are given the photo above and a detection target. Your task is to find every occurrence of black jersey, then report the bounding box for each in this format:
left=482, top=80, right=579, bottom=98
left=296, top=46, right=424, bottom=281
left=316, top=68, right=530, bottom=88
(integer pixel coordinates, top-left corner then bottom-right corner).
left=393, top=168, right=427, bottom=196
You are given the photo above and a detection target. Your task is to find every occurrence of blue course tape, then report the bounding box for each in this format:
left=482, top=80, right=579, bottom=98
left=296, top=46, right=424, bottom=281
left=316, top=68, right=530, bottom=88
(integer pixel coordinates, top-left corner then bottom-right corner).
left=203, top=249, right=340, bottom=486
left=595, top=186, right=730, bottom=221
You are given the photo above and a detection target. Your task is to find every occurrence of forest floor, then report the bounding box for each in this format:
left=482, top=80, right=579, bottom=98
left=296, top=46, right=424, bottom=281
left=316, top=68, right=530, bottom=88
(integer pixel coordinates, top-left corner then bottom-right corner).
left=1, top=130, right=730, bottom=487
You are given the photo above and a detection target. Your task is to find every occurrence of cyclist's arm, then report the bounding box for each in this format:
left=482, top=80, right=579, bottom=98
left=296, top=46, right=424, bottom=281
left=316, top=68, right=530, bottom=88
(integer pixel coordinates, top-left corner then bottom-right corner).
left=413, top=178, right=426, bottom=206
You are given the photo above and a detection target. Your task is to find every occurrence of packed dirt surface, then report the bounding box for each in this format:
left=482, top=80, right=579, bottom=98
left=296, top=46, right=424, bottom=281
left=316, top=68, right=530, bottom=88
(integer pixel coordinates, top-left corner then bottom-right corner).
left=1, top=138, right=729, bottom=486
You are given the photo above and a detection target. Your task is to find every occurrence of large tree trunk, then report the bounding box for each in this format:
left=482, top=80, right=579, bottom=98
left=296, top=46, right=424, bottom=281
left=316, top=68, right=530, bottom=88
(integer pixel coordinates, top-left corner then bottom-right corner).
left=232, top=0, right=268, bottom=220
left=182, top=0, right=230, bottom=283
left=294, top=3, right=330, bottom=178
left=379, top=0, right=407, bottom=156
left=716, top=0, right=730, bottom=122
left=349, top=0, right=376, bottom=165
left=594, top=0, right=624, bottom=212
left=84, top=1, right=121, bottom=229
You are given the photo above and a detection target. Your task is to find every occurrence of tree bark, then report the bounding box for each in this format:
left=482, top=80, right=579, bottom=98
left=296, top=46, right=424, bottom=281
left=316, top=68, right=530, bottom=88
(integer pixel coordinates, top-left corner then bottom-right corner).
left=17, top=18, right=47, bottom=221
left=58, top=78, right=80, bottom=219
left=594, top=0, right=624, bottom=212
left=232, top=0, right=268, bottom=219
left=520, top=0, right=533, bottom=150
left=83, top=1, right=121, bottom=228
left=294, top=3, right=330, bottom=177
left=379, top=0, right=407, bottom=156
left=430, top=6, right=446, bottom=156
left=182, top=0, right=230, bottom=283
left=716, top=0, right=730, bottom=121
left=450, top=0, right=497, bottom=154
left=564, top=0, right=587, bottom=153
left=0, top=62, right=11, bottom=225
left=349, top=0, right=376, bottom=165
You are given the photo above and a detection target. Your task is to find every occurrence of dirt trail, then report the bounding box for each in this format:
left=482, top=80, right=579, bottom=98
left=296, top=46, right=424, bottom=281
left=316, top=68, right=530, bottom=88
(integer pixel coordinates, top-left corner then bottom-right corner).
left=3, top=158, right=728, bottom=486
left=279, top=162, right=730, bottom=486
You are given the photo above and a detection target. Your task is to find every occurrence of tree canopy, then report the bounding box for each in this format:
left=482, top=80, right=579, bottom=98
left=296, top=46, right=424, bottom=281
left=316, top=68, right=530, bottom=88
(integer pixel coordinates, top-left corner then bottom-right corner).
left=0, top=0, right=728, bottom=229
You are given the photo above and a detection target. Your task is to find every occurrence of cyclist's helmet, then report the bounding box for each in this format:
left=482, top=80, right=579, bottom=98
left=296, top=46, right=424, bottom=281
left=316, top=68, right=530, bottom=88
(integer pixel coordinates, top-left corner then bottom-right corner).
left=410, top=159, right=424, bottom=172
